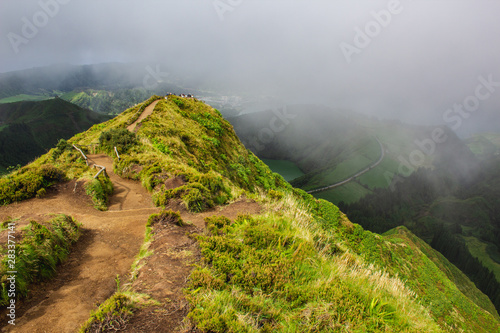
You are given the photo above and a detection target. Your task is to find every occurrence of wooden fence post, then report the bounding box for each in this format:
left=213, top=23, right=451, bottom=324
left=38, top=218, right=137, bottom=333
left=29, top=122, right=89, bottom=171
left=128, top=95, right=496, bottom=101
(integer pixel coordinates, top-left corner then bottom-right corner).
left=93, top=165, right=107, bottom=179
left=114, top=146, right=120, bottom=161
left=72, top=145, right=88, bottom=166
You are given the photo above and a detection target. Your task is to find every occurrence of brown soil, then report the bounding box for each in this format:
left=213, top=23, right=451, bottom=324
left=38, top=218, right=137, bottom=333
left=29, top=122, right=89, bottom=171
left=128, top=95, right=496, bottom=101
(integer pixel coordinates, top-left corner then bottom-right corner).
left=0, top=155, right=159, bottom=333
left=122, top=198, right=262, bottom=333
left=126, top=100, right=160, bottom=133
left=0, top=152, right=263, bottom=333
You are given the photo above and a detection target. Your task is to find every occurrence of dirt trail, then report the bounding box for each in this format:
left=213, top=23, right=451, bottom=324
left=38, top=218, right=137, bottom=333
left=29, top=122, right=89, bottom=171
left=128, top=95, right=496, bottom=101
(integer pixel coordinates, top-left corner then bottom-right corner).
left=0, top=150, right=264, bottom=332
left=0, top=155, right=159, bottom=333
left=123, top=198, right=263, bottom=332
left=127, top=100, right=160, bottom=132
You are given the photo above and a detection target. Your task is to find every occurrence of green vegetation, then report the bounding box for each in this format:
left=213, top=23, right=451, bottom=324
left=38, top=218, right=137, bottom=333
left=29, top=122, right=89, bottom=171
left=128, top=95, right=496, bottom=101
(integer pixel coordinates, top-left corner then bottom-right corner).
left=84, top=174, right=113, bottom=211
left=465, top=133, right=500, bottom=160
left=72, top=96, right=286, bottom=213
left=78, top=291, right=159, bottom=332
left=3, top=95, right=500, bottom=331
left=125, top=95, right=161, bottom=126
left=290, top=138, right=378, bottom=192
left=82, top=209, right=186, bottom=331
left=0, top=63, right=181, bottom=114
left=314, top=181, right=372, bottom=205
left=0, top=94, right=54, bottom=104
left=0, top=136, right=95, bottom=206
left=0, top=215, right=80, bottom=306
left=358, top=158, right=400, bottom=189
left=342, top=154, right=500, bottom=313
left=130, top=213, right=156, bottom=281
left=0, top=164, right=65, bottom=205
left=61, top=88, right=154, bottom=115
left=0, top=98, right=110, bottom=171
left=99, top=128, right=138, bottom=154
left=186, top=192, right=500, bottom=332
left=147, top=209, right=186, bottom=227
left=463, top=236, right=500, bottom=282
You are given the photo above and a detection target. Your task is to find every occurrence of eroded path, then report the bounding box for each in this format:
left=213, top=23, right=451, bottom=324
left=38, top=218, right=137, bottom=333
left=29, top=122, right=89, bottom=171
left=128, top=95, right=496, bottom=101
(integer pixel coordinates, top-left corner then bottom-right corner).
left=0, top=151, right=264, bottom=332
left=124, top=198, right=263, bottom=332
left=127, top=100, right=160, bottom=133
left=0, top=155, right=159, bottom=333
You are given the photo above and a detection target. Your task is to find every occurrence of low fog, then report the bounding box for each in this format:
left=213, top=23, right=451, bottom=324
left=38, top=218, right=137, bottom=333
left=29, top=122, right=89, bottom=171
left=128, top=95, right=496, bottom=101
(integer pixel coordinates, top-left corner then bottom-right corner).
left=1, top=0, right=499, bottom=133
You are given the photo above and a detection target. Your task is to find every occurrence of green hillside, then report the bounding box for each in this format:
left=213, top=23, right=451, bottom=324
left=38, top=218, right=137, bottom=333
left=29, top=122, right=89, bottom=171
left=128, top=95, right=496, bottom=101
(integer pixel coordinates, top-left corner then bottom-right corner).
left=0, top=98, right=110, bottom=173
left=0, top=63, right=199, bottom=114
left=0, top=94, right=55, bottom=104
left=466, top=133, right=500, bottom=160
left=59, top=88, right=155, bottom=114
left=1, top=96, right=498, bottom=331
left=342, top=150, right=500, bottom=313
left=230, top=107, right=442, bottom=204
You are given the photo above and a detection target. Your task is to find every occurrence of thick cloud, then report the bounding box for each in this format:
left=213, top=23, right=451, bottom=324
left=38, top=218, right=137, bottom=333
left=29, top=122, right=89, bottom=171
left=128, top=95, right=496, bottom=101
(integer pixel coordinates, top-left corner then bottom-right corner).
left=1, top=0, right=499, bottom=131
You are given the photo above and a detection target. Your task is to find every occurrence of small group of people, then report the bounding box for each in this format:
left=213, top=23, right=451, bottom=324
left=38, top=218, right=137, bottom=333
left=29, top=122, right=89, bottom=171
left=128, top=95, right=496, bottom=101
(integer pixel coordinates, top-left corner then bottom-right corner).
left=165, top=92, right=195, bottom=99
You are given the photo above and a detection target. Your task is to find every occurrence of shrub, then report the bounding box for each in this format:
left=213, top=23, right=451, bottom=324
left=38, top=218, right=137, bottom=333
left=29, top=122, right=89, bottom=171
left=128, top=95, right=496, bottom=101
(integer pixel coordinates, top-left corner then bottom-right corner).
left=172, top=97, right=186, bottom=109
left=78, top=293, right=133, bottom=332
left=147, top=210, right=186, bottom=227
left=0, top=164, right=65, bottom=205
left=99, top=128, right=137, bottom=154
left=36, top=188, right=47, bottom=198
left=85, top=175, right=114, bottom=211
left=38, top=164, right=65, bottom=182
left=183, top=187, right=210, bottom=213
left=52, top=139, right=72, bottom=160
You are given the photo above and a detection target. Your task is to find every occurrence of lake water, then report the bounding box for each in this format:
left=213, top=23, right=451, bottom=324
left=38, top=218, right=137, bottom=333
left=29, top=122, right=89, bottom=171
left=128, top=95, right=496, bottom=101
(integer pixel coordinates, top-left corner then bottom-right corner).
left=262, top=159, right=305, bottom=182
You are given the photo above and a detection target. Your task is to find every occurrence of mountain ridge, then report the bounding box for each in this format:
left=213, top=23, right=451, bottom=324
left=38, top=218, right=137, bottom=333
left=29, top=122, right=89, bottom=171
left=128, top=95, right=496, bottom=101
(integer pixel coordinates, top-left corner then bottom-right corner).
left=0, top=96, right=498, bottom=332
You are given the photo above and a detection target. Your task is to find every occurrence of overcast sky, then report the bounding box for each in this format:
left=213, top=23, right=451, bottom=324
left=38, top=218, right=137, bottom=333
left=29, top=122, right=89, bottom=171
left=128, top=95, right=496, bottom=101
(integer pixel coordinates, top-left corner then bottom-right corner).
left=1, top=0, right=499, bottom=129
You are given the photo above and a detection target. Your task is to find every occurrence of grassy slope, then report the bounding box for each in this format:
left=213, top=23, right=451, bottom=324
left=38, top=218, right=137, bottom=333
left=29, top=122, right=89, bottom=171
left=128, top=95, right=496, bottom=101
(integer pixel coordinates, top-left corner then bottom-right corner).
left=2, top=96, right=499, bottom=332
left=385, top=227, right=500, bottom=320
left=188, top=193, right=500, bottom=332
left=463, top=236, right=500, bottom=281
left=0, top=215, right=81, bottom=306
left=229, top=107, right=437, bottom=204
left=0, top=94, right=54, bottom=104
left=60, top=88, right=153, bottom=115
left=466, top=133, right=500, bottom=160
left=0, top=98, right=110, bottom=171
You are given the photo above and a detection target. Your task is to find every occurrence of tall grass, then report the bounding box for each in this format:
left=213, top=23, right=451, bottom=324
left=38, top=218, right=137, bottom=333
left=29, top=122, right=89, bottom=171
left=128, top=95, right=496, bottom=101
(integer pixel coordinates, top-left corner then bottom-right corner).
left=185, top=199, right=441, bottom=332
left=0, top=215, right=81, bottom=306
left=78, top=291, right=159, bottom=333
left=0, top=164, right=65, bottom=205
left=84, top=174, right=113, bottom=211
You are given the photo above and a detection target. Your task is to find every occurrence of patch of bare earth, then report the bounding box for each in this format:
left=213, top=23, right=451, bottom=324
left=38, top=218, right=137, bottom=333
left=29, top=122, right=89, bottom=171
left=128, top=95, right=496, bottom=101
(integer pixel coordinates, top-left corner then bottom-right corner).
left=0, top=155, right=159, bottom=333
left=122, top=198, right=262, bottom=333
left=126, top=100, right=160, bottom=133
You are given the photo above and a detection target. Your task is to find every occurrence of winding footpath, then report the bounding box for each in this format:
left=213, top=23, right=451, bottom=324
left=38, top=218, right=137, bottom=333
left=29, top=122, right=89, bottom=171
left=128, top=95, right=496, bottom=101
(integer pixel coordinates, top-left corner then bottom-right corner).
left=0, top=155, right=159, bottom=333
left=307, top=137, right=385, bottom=194
left=127, top=100, right=160, bottom=132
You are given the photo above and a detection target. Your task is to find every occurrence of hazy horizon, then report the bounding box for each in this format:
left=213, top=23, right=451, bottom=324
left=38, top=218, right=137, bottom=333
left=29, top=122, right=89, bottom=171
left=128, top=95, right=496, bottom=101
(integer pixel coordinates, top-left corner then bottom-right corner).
left=1, top=0, right=499, bottom=132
